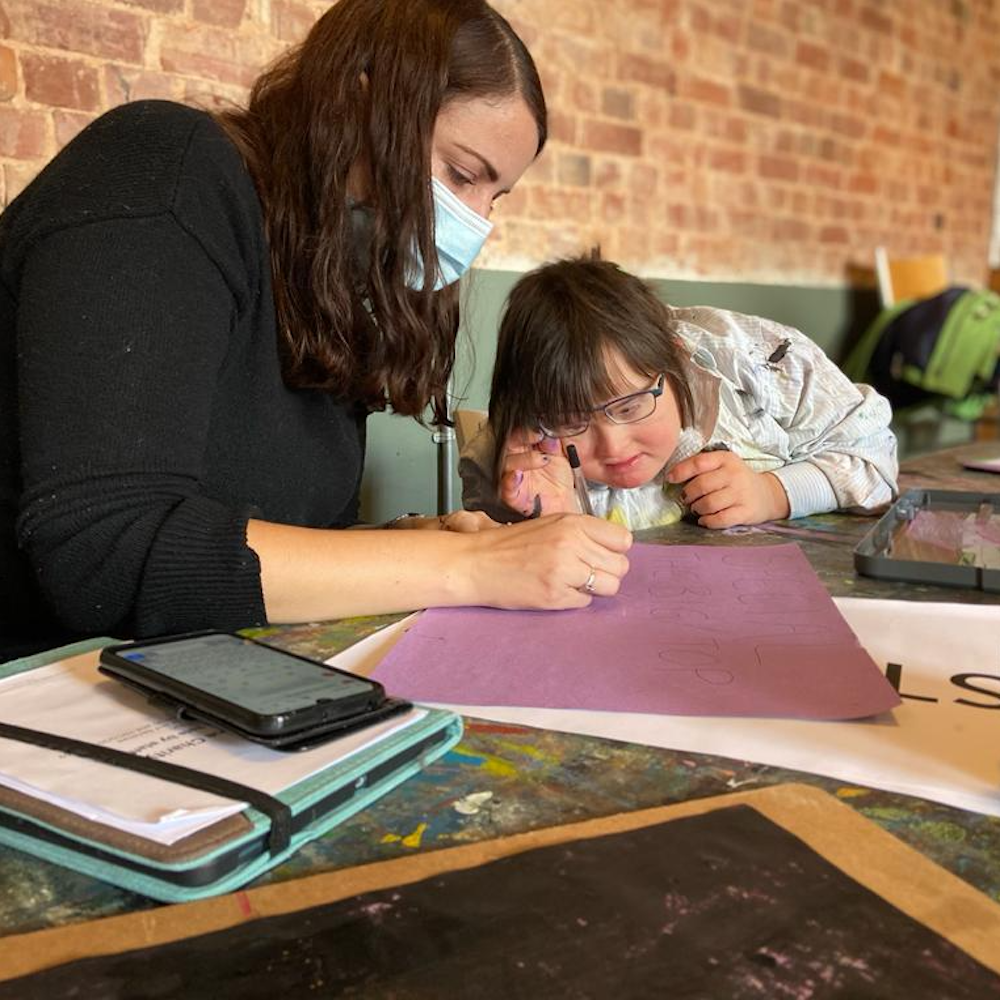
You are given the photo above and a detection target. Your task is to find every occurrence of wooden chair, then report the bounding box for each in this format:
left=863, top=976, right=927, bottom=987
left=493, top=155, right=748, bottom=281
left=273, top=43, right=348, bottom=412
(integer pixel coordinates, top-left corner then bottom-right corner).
left=874, top=247, right=949, bottom=308
left=453, top=408, right=488, bottom=452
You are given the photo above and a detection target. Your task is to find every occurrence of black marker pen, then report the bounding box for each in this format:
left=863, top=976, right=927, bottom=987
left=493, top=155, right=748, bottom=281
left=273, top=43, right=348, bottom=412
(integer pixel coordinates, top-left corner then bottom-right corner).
left=566, top=444, right=594, bottom=516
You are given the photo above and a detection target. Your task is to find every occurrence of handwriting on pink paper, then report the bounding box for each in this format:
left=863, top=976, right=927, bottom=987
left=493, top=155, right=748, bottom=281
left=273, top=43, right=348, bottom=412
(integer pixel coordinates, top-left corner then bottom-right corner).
left=372, top=543, right=901, bottom=720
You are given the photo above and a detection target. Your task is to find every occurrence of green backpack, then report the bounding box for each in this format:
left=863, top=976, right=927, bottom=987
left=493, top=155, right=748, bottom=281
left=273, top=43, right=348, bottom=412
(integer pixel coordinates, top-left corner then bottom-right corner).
left=843, top=286, right=1000, bottom=419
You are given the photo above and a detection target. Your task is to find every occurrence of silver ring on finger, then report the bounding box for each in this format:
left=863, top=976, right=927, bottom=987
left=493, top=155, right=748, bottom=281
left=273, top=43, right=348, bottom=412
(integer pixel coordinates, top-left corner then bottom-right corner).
left=580, top=566, right=597, bottom=594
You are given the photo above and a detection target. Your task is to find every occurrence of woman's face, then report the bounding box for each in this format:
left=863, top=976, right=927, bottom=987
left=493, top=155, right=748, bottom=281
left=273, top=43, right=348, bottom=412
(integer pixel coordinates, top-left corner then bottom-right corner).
left=567, top=351, right=684, bottom=490
left=430, top=94, right=539, bottom=220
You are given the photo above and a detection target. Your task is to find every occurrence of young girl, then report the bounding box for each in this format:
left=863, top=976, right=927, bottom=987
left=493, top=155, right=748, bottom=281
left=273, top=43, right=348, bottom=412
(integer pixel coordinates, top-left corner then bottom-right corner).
left=461, top=256, right=898, bottom=531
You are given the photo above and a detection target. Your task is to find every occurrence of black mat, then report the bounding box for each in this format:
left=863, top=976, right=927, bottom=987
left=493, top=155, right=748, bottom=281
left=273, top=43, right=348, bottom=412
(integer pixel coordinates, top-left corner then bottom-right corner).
left=4, top=804, right=998, bottom=999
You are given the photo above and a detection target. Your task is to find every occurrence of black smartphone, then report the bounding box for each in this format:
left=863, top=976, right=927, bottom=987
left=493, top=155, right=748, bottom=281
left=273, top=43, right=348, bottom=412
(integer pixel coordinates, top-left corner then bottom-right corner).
left=98, top=631, right=407, bottom=749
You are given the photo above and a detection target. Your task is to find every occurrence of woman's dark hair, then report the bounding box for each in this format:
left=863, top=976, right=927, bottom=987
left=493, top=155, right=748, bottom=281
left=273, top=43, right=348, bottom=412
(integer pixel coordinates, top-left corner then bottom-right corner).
left=216, top=0, right=546, bottom=421
left=488, top=256, right=694, bottom=485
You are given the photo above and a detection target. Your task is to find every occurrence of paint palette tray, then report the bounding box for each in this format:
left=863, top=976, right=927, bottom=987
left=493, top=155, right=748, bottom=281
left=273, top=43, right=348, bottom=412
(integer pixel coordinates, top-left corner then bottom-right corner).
left=854, top=488, right=1000, bottom=592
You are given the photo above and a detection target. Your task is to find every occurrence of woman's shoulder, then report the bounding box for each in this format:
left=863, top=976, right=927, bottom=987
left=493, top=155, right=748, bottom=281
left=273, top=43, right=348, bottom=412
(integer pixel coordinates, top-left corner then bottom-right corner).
left=1, top=101, right=263, bottom=289
left=89, top=98, right=209, bottom=137
left=87, top=100, right=242, bottom=176
left=2, top=101, right=251, bottom=238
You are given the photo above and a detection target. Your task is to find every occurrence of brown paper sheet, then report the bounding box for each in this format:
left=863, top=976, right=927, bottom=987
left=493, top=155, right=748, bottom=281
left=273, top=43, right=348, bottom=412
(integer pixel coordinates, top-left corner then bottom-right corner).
left=1, top=782, right=998, bottom=982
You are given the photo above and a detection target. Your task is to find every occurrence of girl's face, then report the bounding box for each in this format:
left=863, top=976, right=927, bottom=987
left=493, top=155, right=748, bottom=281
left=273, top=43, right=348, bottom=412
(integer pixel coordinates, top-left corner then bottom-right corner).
left=430, top=94, right=539, bottom=220
left=565, top=351, right=683, bottom=490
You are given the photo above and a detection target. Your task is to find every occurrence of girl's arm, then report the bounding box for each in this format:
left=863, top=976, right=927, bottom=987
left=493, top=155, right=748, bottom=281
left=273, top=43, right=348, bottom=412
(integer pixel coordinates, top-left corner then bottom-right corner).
left=458, top=424, right=522, bottom=521
left=685, top=309, right=898, bottom=519
left=760, top=325, right=899, bottom=517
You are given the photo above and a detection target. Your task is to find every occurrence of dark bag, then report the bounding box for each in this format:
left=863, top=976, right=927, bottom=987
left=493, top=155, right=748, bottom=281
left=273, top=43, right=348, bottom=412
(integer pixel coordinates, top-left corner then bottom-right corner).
left=844, top=286, right=1000, bottom=416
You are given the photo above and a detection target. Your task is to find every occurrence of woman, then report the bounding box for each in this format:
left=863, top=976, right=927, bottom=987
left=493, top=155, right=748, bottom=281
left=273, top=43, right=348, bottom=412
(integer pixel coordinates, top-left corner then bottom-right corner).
left=0, top=0, right=631, bottom=661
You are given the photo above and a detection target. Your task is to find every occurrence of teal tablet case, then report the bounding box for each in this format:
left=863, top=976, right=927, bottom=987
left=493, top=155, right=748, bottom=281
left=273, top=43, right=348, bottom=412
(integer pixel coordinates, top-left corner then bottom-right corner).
left=0, top=639, right=463, bottom=903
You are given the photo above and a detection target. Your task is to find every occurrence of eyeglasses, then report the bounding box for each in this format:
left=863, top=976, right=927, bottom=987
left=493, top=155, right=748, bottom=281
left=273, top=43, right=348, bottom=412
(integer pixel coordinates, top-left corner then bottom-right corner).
left=537, top=373, right=665, bottom=439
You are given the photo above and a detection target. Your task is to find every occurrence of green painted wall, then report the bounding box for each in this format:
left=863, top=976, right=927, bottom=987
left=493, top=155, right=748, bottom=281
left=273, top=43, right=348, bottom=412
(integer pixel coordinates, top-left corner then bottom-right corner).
left=357, top=267, right=964, bottom=523
left=360, top=268, right=522, bottom=523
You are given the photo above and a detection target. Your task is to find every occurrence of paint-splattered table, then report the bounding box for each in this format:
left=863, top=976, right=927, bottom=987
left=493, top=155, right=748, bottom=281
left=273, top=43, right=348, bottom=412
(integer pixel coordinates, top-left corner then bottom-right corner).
left=2, top=443, right=999, bottom=938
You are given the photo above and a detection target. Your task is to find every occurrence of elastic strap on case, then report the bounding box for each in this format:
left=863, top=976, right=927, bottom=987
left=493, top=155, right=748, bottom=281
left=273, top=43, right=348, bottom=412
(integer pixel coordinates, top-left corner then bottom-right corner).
left=0, top=721, right=292, bottom=854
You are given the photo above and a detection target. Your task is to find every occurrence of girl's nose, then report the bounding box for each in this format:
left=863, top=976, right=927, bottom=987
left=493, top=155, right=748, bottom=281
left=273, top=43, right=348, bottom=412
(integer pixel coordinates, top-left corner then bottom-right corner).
left=587, top=418, right=630, bottom=457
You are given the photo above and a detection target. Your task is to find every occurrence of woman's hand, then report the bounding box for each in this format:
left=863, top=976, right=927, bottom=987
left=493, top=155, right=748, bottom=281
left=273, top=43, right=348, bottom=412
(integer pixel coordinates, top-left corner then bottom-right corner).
left=667, top=451, right=790, bottom=528
left=250, top=508, right=632, bottom=622
left=463, top=512, right=632, bottom=610
left=499, top=430, right=577, bottom=517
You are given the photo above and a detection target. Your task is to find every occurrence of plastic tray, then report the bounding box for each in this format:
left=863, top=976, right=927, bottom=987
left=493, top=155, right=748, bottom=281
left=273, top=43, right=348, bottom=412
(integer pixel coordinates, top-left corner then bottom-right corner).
left=853, top=488, right=1000, bottom=592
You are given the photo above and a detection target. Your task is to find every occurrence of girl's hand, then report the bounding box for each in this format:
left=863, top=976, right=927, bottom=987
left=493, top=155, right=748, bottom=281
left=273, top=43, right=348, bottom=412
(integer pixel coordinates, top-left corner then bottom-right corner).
left=667, top=451, right=790, bottom=528
left=499, top=430, right=577, bottom=517
left=439, top=510, right=502, bottom=533
left=464, top=512, right=632, bottom=609
left=377, top=512, right=499, bottom=532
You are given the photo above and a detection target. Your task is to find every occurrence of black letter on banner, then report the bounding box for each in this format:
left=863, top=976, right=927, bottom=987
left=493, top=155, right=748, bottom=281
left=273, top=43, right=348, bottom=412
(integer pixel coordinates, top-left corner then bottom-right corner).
left=951, top=673, right=1000, bottom=710
left=885, top=663, right=938, bottom=703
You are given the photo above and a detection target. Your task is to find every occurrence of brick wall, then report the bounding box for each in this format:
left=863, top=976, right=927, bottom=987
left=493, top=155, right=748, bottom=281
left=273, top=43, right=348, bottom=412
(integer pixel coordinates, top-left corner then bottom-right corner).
left=2, top=0, right=999, bottom=287
left=992, top=124, right=1000, bottom=268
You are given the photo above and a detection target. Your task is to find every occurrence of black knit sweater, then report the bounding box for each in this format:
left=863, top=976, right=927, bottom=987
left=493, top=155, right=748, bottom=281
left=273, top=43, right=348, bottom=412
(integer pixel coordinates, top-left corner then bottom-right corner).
left=0, top=101, right=367, bottom=661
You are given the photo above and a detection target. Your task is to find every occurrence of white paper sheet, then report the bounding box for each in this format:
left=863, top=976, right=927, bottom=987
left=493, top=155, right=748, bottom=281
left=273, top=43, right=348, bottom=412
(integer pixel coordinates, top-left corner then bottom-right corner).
left=0, top=650, right=425, bottom=845
left=334, top=599, right=1000, bottom=817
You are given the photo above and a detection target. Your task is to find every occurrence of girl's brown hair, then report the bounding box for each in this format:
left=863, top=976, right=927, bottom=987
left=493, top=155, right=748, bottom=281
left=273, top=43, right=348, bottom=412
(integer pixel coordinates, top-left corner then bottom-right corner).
left=217, top=0, right=546, bottom=421
left=488, top=256, right=694, bottom=485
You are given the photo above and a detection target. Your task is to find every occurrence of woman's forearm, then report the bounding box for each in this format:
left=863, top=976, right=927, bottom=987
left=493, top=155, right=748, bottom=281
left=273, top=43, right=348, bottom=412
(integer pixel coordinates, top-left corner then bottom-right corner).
left=246, top=518, right=474, bottom=621
left=246, top=512, right=633, bottom=622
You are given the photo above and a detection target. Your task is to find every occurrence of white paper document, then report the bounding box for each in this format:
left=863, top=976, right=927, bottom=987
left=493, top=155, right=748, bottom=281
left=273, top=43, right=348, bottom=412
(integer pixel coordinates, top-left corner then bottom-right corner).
left=333, top=598, right=1000, bottom=817
left=0, top=650, right=424, bottom=845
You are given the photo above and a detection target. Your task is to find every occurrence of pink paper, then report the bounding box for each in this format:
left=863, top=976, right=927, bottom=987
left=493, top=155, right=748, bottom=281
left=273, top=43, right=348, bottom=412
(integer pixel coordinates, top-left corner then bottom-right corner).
left=373, top=543, right=902, bottom=720
left=962, top=456, right=1000, bottom=474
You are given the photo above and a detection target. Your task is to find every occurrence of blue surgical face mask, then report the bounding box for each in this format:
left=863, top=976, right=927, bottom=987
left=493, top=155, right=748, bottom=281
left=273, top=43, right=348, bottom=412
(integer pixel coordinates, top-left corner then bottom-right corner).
left=408, top=176, right=493, bottom=290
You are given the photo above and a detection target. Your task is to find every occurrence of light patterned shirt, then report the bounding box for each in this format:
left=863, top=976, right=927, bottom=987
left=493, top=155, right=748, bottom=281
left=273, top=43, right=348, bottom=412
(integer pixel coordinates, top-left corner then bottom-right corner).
left=460, top=305, right=899, bottom=528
